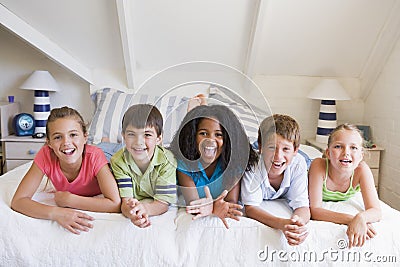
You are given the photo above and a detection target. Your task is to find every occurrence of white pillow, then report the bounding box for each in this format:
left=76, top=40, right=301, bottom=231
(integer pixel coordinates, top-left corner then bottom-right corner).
left=208, top=86, right=269, bottom=143
left=88, top=88, right=189, bottom=145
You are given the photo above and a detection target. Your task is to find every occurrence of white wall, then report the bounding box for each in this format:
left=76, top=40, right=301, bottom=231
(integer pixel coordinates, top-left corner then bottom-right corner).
left=253, top=75, right=364, bottom=143
left=364, top=37, right=400, bottom=210
left=0, top=27, right=93, bottom=125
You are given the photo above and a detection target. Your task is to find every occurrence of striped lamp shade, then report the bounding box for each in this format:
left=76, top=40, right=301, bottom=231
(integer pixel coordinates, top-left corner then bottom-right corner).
left=308, top=79, right=350, bottom=144
left=20, top=71, right=60, bottom=135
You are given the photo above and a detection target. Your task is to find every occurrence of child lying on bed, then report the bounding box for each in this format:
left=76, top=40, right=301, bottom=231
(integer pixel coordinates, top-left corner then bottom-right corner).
left=11, top=106, right=121, bottom=234
left=308, top=123, right=381, bottom=248
left=110, top=104, right=177, bottom=228
left=169, top=104, right=258, bottom=228
left=241, top=114, right=310, bottom=246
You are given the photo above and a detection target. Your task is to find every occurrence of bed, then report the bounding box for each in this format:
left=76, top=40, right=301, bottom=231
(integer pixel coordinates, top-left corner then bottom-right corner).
left=1, top=87, right=399, bottom=266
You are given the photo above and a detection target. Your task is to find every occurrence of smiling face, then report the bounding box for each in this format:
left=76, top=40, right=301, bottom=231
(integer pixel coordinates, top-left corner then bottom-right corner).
left=260, top=133, right=298, bottom=178
left=123, top=125, right=162, bottom=171
left=47, top=117, right=88, bottom=167
left=196, top=118, right=224, bottom=166
left=326, top=129, right=363, bottom=171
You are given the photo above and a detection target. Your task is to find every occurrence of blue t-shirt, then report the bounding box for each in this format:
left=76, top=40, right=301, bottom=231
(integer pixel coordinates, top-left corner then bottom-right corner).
left=177, top=159, right=224, bottom=199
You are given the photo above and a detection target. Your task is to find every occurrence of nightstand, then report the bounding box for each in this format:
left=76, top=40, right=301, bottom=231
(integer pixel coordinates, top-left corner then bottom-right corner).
left=0, top=101, right=46, bottom=173
left=1, top=135, right=45, bottom=173
left=306, top=138, right=384, bottom=190
left=0, top=102, right=21, bottom=174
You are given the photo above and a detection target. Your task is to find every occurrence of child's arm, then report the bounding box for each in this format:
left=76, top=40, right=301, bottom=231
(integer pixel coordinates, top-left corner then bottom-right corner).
left=346, top=161, right=382, bottom=247
left=308, top=158, right=354, bottom=224
left=284, top=207, right=310, bottom=245
left=245, top=204, right=291, bottom=231
left=211, top=182, right=243, bottom=228
left=355, top=161, right=382, bottom=222
left=11, top=163, right=94, bottom=234
left=177, top=170, right=214, bottom=217
left=177, top=170, right=201, bottom=204
left=245, top=205, right=309, bottom=245
left=120, top=197, right=150, bottom=228
left=54, top=165, right=121, bottom=212
left=140, top=199, right=169, bottom=216
left=122, top=198, right=168, bottom=228
left=224, top=181, right=240, bottom=203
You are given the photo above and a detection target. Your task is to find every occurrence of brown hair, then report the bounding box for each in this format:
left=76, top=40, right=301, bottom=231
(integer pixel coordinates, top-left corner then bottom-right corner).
left=46, top=106, right=87, bottom=138
left=258, top=114, right=300, bottom=149
left=122, top=104, right=163, bottom=136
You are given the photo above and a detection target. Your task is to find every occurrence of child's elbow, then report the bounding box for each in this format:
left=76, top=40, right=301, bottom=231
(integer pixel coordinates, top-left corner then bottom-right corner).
left=309, top=206, right=322, bottom=220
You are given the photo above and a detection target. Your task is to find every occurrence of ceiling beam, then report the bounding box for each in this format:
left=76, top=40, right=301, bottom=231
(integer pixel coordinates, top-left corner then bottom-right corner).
left=0, top=3, right=93, bottom=84
left=243, top=0, right=269, bottom=79
left=360, top=0, right=400, bottom=100
left=116, top=0, right=137, bottom=90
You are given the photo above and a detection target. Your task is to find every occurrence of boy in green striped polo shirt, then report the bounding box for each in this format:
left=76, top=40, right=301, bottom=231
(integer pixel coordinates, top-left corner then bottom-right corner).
left=110, top=104, right=177, bottom=228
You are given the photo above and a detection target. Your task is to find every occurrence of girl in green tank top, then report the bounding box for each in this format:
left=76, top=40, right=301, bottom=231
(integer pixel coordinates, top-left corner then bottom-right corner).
left=308, top=124, right=381, bottom=249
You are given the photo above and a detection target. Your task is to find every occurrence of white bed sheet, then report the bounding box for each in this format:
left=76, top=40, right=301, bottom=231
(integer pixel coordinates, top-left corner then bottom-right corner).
left=1, top=162, right=399, bottom=266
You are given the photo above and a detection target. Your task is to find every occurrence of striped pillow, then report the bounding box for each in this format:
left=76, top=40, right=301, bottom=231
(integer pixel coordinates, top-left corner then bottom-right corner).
left=208, top=86, right=269, bottom=143
left=88, top=88, right=189, bottom=145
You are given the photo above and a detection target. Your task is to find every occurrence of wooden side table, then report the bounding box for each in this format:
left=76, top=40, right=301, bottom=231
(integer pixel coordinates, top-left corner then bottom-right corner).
left=1, top=135, right=45, bottom=173
left=0, top=102, right=21, bottom=174
left=306, top=138, right=384, bottom=190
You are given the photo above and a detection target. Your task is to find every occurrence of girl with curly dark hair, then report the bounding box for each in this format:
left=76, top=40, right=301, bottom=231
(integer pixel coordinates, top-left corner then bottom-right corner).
left=169, top=105, right=258, bottom=228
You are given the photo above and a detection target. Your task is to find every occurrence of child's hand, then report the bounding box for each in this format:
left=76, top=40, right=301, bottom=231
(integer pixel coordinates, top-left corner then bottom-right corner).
left=51, top=207, right=94, bottom=235
left=366, top=223, right=377, bottom=239
left=283, top=215, right=309, bottom=246
left=212, top=190, right=243, bottom=229
left=54, top=191, right=72, bottom=207
left=121, top=197, right=136, bottom=218
left=129, top=201, right=151, bottom=228
left=187, top=186, right=214, bottom=219
left=347, top=214, right=368, bottom=248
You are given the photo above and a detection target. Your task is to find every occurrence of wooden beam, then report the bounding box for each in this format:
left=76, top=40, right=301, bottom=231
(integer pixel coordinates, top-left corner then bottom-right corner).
left=116, top=0, right=137, bottom=89
left=0, top=3, right=93, bottom=84
left=360, top=0, right=400, bottom=100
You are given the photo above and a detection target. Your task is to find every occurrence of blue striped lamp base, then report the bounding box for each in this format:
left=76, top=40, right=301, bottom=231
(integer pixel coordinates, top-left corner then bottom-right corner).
left=315, top=100, right=337, bottom=144
left=33, top=90, right=51, bottom=134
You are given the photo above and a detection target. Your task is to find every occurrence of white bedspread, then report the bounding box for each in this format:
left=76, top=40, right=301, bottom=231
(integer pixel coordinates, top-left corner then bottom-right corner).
left=1, top=162, right=399, bottom=266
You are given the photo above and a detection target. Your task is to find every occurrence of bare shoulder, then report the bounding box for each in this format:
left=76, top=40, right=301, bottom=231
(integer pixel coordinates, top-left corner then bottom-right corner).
left=309, top=157, right=325, bottom=171
left=354, top=161, right=373, bottom=181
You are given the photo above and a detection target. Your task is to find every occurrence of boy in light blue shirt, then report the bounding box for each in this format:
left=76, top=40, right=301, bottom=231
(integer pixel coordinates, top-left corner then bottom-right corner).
left=241, top=114, right=310, bottom=246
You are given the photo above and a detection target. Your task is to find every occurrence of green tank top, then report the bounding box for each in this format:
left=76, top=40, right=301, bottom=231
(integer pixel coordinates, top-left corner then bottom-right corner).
left=322, top=158, right=360, bottom=201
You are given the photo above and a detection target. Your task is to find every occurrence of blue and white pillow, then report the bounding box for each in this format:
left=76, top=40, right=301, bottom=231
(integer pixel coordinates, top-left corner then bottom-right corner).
left=208, top=86, right=270, bottom=143
left=88, top=88, right=189, bottom=146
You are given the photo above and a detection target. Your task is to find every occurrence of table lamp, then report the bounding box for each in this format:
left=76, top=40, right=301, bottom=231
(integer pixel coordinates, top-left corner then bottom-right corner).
left=20, top=70, right=60, bottom=135
left=307, top=79, right=351, bottom=144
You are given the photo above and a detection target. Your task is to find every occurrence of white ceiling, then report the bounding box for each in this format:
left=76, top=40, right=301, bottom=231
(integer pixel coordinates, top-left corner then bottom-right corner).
left=1, top=0, right=400, bottom=97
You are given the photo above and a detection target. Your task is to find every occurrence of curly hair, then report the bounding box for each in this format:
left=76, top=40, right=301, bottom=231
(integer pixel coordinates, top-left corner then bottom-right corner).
left=170, top=105, right=258, bottom=185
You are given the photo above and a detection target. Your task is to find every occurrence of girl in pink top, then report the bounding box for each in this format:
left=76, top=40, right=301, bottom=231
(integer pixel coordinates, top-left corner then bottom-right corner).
left=11, top=107, right=120, bottom=234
